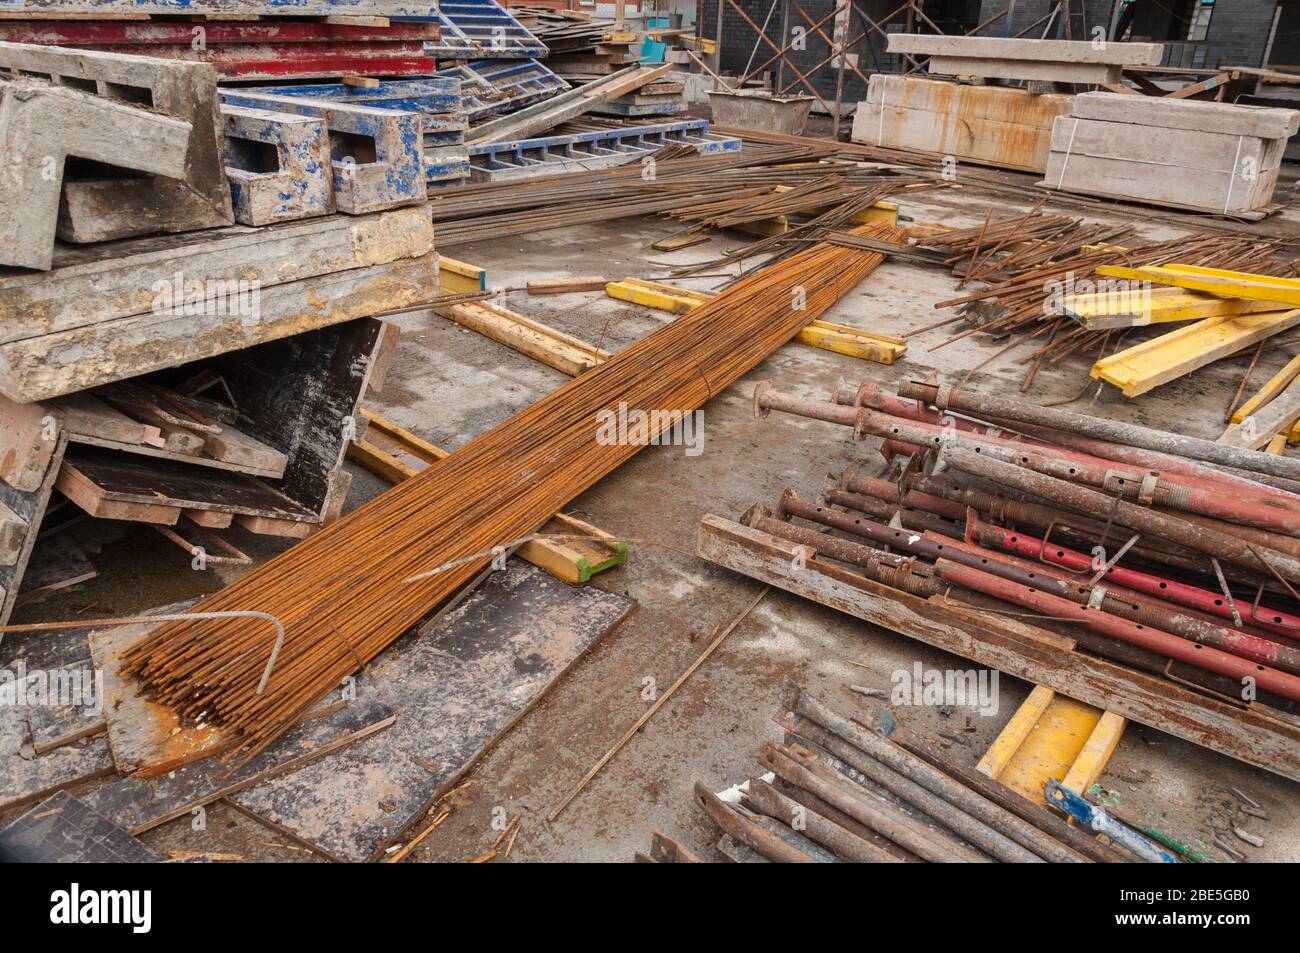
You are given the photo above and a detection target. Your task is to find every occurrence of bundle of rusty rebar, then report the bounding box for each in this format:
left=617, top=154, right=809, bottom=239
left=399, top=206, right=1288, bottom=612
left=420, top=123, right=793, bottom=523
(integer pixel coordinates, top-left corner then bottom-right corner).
left=120, top=221, right=903, bottom=764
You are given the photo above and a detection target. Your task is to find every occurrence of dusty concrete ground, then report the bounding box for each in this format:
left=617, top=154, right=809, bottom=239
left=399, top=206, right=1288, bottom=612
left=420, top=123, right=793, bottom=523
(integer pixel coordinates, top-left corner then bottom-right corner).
left=8, top=173, right=1300, bottom=864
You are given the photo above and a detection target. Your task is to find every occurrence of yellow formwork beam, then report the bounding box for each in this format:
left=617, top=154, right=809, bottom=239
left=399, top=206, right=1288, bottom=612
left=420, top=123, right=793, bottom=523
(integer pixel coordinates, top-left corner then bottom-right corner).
left=798, top=321, right=906, bottom=364
left=978, top=685, right=1125, bottom=805
left=1095, top=263, right=1300, bottom=308
left=438, top=255, right=487, bottom=295
left=1060, top=286, right=1281, bottom=331
left=606, top=278, right=710, bottom=314
left=607, top=278, right=904, bottom=363
left=441, top=300, right=610, bottom=377
left=1231, top=352, right=1300, bottom=424
left=1091, top=308, right=1300, bottom=398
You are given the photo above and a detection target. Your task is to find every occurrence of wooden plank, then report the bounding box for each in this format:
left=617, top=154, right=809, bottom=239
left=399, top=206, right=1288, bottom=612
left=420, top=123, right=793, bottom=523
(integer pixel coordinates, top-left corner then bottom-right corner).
left=1090, top=308, right=1300, bottom=397
left=234, top=514, right=315, bottom=538
left=526, top=276, right=609, bottom=294
left=1231, top=352, right=1300, bottom=423
left=58, top=449, right=310, bottom=520
left=1097, top=264, right=1300, bottom=307
left=0, top=674, right=115, bottom=813
left=1059, top=286, right=1285, bottom=330
left=0, top=425, right=64, bottom=627
left=796, top=321, right=906, bottom=364
left=184, top=509, right=234, bottom=528
left=204, top=424, right=288, bottom=474
left=0, top=396, right=59, bottom=493
left=227, top=562, right=634, bottom=862
left=697, top=514, right=1300, bottom=783
left=1219, top=375, right=1300, bottom=450
left=348, top=410, right=624, bottom=584
left=56, top=463, right=179, bottom=525
left=0, top=206, right=435, bottom=347
left=0, top=254, right=437, bottom=404
left=0, top=791, right=159, bottom=864
left=441, top=301, right=610, bottom=377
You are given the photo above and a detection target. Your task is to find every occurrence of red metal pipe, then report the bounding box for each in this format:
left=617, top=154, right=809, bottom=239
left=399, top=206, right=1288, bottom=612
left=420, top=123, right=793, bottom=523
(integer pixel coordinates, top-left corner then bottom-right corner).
left=933, top=559, right=1300, bottom=703
left=933, top=534, right=1300, bottom=674
left=834, top=379, right=1300, bottom=509
left=855, top=411, right=1300, bottom=538
left=973, top=521, right=1300, bottom=642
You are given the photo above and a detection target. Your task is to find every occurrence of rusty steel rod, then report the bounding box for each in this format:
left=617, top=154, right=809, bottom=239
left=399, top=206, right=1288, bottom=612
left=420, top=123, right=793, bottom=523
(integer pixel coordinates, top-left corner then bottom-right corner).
left=786, top=689, right=1086, bottom=862
left=899, top=380, right=1300, bottom=484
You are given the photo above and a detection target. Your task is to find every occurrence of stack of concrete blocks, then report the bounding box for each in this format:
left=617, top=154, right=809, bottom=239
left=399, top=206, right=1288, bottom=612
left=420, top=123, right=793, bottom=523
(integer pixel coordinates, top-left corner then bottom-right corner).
left=885, top=35, right=1165, bottom=85
left=223, top=78, right=468, bottom=193
left=851, top=74, right=1072, bottom=172
left=1044, top=93, right=1300, bottom=215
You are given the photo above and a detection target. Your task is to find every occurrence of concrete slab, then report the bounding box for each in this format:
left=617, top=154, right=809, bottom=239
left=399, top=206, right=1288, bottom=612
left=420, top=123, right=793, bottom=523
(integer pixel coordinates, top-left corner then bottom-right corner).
left=887, top=34, right=1163, bottom=65
left=0, top=42, right=233, bottom=243
left=927, top=55, right=1119, bottom=85
left=1071, top=90, right=1300, bottom=139
left=853, top=76, right=1069, bottom=173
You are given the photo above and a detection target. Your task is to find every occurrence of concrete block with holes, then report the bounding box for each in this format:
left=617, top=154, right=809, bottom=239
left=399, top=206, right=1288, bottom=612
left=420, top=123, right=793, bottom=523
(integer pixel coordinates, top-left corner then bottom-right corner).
left=221, top=104, right=334, bottom=227
left=0, top=41, right=233, bottom=243
left=219, top=89, right=426, bottom=214
left=0, top=78, right=191, bottom=271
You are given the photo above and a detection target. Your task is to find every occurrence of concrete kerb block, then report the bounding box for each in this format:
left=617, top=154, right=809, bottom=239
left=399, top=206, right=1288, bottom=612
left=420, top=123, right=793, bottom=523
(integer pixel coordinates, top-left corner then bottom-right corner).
left=886, top=34, right=1164, bottom=66
left=0, top=41, right=233, bottom=243
left=0, top=79, right=190, bottom=271
left=219, top=90, right=426, bottom=214
left=221, top=104, right=334, bottom=227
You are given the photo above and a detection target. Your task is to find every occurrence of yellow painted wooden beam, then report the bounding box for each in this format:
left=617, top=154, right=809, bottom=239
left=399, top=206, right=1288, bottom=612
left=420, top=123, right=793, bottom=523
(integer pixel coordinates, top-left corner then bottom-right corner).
left=1095, top=263, right=1300, bottom=307
left=440, top=301, right=610, bottom=377
left=1091, top=308, right=1300, bottom=398
left=978, top=686, right=1125, bottom=805
left=516, top=512, right=628, bottom=585
left=608, top=278, right=906, bottom=365
left=978, top=685, right=1053, bottom=780
left=1231, top=352, right=1300, bottom=423
left=1061, top=711, right=1126, bottom=794
left=348, top=411, right=625, bottom=583
left=1059, top=286, right=1281, bottom=331
left=796, top=321, right=906, bottom=364
left=606, top=278, right=711, bottom=314
left=438, top=255, right=487, bottom=295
